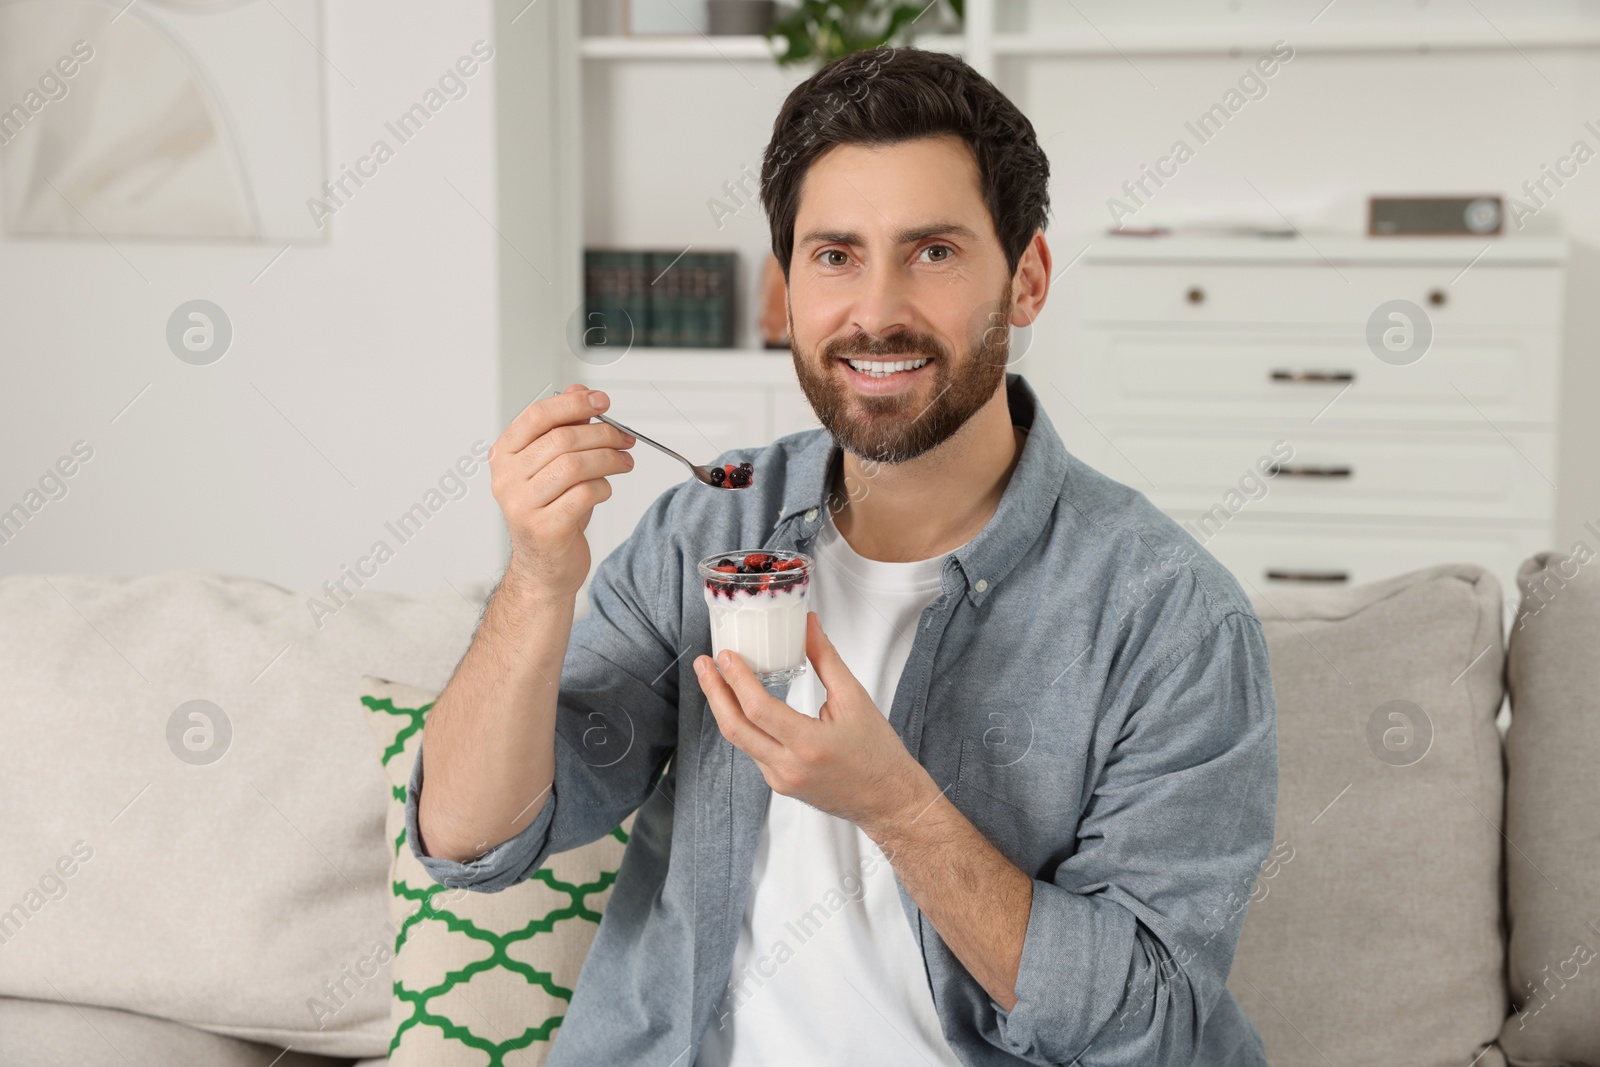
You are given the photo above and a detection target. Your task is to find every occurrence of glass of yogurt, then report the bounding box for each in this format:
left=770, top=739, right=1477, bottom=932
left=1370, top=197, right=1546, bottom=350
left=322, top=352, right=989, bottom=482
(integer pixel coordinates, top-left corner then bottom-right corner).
left=697, top=549, right=812, bottom=685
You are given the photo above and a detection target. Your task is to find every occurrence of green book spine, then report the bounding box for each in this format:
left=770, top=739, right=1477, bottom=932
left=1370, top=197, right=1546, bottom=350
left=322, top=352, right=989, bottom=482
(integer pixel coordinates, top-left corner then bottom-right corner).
left=584, top=250, right=622, bottom=348
left=645, top=251, right=665, bottom=347
left=694, top=254, right=713, bottom=347
left=621, top=251, right=650, bottom=347
left=678, top=254, right=704, bottom=347
left=666, top=252, right=688, bottom=347
left=706, top=252, right=736, bottom=348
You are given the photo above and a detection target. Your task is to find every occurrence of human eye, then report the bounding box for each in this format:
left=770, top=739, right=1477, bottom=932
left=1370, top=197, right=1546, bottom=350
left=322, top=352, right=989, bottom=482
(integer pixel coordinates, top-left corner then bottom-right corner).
left=918, top=243, right=955, bottom=263
left=817, top=248, right=851, bottom=268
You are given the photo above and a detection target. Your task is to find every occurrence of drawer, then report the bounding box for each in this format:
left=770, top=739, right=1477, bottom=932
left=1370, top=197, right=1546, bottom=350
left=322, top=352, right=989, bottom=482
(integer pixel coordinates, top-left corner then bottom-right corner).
left=1062, top=426, right=1555, bottom=523
left=1075, top=264, right=1562, bottom=328
left=1175, top=516, right=1551, bottom=603
left=1068, top=330, right=1558, bottom=426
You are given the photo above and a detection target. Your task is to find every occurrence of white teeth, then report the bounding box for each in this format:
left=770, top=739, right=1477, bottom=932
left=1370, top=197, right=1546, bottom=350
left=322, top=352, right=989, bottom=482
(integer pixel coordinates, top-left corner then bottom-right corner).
left=846, top=358, right=929, bottom=378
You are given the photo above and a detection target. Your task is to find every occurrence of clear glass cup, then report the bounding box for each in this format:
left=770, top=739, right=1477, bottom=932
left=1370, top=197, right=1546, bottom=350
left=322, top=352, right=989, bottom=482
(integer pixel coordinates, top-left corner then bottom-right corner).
left=696, top=550, right=813, bottom=685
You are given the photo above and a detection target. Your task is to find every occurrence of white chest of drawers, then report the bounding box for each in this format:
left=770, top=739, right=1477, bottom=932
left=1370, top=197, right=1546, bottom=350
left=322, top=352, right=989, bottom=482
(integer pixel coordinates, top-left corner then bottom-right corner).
left=1050, top=234, right=1567, bottom=605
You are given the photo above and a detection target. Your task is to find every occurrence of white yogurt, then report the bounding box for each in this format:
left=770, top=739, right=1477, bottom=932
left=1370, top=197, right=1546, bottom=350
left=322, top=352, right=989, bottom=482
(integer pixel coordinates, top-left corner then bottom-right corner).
left=704, top=583, right=809, bottom=679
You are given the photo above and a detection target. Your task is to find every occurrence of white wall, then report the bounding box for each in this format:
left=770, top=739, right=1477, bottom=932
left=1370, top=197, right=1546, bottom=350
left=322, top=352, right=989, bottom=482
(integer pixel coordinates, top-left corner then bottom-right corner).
left=0, top=0, right=506, bottom=596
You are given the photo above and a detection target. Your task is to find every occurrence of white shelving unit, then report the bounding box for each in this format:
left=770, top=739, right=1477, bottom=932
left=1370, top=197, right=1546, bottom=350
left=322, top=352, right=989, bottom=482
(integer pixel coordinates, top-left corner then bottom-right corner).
left=578, top=33, right=964, bottom=61
left=539, top=0, right=1587, bottom=598
left=575, top=8, right=1600, bottom=67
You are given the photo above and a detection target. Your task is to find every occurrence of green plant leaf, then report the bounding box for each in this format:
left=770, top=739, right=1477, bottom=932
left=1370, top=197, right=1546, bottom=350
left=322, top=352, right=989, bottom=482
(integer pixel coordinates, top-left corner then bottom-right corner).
left=765, top=0, right=964, bottom=67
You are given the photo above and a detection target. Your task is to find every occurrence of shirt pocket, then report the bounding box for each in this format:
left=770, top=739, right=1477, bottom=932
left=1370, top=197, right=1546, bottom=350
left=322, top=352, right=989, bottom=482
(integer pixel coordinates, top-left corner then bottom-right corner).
left=953, top=737, right=1081, bottom=872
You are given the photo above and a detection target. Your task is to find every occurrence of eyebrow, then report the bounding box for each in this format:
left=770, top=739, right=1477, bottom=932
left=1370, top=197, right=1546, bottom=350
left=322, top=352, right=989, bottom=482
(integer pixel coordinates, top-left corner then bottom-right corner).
left=796, top=221, right=981, bottom=250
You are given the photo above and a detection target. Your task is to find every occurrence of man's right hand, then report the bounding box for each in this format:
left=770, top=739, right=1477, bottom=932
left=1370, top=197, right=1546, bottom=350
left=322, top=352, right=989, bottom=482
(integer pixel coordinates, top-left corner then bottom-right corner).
left=491, top=384, right=636, bottom=599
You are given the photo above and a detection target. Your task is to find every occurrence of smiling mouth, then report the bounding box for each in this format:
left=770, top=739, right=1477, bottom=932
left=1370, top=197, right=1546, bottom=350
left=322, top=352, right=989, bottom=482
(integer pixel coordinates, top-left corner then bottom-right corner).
left=840, top=357, right=931, bottom=379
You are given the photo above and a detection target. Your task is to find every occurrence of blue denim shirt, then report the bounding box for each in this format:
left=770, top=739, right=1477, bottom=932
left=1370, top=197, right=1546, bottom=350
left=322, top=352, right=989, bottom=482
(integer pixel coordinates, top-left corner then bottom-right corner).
left=405, top=373, right=1278, bottom=1066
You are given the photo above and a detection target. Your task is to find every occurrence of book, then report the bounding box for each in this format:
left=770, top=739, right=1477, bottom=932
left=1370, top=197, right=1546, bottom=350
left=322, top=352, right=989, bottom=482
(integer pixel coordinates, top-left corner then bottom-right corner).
left=584, top=248, right=738, bottom=349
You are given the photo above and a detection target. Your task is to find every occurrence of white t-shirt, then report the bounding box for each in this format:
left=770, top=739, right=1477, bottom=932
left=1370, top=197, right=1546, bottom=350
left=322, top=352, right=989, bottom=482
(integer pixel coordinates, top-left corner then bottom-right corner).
left=696, top=510, right=965, bottom=1066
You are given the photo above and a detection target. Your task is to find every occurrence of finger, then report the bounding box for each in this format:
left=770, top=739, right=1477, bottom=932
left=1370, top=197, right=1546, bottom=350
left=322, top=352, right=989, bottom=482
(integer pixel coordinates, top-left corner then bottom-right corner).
left=715, top=649, right=811, bottom=745
left=523, top=446, right=635, bottom=510
left=493, top=386, right=579, bottom=461
left=695, top=655, right=783, bottom=763
left=544, top=476, right=615, bottom=533
left=500, top=385, right=610, bottom=456
left=513, top=421, right=636, bottom=481
left=805, top=612, right=868, bottom=710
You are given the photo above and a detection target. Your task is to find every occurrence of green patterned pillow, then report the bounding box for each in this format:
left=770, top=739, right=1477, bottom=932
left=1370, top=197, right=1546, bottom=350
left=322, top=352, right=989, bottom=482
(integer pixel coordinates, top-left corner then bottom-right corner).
left=360, top=675, right=631, bottom=1066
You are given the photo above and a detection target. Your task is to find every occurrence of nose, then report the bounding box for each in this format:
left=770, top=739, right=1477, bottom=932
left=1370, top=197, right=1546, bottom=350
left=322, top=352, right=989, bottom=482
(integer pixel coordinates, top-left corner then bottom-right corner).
left=850, top=256, right=914, bottom=340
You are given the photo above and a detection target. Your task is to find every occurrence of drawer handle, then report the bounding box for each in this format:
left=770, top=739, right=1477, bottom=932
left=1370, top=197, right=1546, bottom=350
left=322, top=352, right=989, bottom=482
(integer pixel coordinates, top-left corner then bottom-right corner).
left=1265, top=463, right=1353, bottom=479
left=1269, top=370, right=1355, bottom=384
left=1186, top=286, right=1205, bottom=304
left=1265, top=569, right=1350, bottom=583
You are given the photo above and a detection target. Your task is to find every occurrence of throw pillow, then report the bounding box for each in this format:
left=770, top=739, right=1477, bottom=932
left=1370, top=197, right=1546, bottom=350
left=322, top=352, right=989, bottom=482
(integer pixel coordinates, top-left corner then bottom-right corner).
left=0, top=572, right=492, bottom=1058
left=1230, top=563, right=1508, bottom=1067
left=1498, top=548, right=1600, bottom=1066
left=361, top=675, right=630, bottom=1066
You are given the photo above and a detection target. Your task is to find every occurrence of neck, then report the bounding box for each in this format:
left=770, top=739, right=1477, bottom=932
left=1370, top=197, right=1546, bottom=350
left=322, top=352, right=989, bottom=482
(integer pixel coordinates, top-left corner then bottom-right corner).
left=831, top=381, right=1026, bottom=563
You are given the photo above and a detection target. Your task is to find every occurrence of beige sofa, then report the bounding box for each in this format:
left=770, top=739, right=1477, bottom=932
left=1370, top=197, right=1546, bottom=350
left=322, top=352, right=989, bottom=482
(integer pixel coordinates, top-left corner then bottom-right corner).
left=1, top=550, right=1594, bottom=1067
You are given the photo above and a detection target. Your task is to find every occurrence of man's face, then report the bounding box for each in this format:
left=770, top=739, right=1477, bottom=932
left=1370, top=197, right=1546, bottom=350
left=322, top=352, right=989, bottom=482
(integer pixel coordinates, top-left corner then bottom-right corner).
left=786, top=135, right=1014, bottom=464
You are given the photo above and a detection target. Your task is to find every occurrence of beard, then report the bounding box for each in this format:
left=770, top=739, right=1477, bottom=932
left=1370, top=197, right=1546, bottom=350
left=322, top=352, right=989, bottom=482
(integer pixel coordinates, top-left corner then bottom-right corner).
left=791, top=278, right=1013, bottom=464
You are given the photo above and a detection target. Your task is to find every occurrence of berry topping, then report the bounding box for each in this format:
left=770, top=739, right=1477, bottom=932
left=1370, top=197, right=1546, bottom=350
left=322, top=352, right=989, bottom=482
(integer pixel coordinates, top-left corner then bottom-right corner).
left=708, top=466, right=725, bottom=485
left=702, top=551, right=808, bottom=597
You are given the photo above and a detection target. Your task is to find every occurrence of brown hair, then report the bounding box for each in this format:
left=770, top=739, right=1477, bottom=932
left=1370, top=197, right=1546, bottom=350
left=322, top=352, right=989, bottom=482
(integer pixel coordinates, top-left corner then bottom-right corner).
left=760, top=47, right=1051, bottom=283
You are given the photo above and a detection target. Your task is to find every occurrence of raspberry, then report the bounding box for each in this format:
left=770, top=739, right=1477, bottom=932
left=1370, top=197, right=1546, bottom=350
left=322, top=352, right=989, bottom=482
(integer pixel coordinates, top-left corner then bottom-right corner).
left=743, top=553, right=773, bottom=570
left=711, top=565, right=738, bottom=573
left=774, top=558, right=803, bottom=571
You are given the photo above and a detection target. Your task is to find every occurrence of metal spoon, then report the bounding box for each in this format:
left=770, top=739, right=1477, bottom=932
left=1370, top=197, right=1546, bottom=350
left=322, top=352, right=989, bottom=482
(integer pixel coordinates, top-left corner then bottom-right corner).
left=593, top=412, right=750, bottom=491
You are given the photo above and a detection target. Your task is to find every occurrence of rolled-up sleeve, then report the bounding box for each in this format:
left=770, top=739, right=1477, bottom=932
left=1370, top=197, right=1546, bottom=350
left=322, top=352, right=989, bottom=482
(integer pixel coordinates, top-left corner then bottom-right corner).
left=402, top=486, right=688, bottom=892
left=990, top=610, right=1278, bottom=1065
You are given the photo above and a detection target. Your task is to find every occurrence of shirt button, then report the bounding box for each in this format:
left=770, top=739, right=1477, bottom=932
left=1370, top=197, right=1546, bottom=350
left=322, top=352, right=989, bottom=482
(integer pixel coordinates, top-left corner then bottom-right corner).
left=974, top=579, right=989, bottom=593
left=804, top=508, right=819, bottom=522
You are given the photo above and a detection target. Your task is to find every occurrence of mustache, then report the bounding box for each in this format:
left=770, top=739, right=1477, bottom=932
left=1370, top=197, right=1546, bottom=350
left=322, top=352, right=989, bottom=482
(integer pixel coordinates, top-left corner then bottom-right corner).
left=824, top=332, right=949, bottom=362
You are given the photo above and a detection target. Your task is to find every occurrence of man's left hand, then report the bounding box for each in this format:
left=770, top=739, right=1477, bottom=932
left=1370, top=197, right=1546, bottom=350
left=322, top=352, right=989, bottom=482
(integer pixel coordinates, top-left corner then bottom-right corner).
left=694, top=611, right=931, bottom=835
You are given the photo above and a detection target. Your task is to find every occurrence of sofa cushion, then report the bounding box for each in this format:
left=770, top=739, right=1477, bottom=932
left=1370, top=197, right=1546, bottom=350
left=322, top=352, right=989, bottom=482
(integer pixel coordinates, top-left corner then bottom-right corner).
left=361, top=676, right=628, bottom=1066
left=1229, top=563, right=1508, bottom=1067
left=0, top=573, right=490, bottom=1058
left=0, top=996, right=359, bottom=1067
left=1497, top=548, right=1600, bottom=1066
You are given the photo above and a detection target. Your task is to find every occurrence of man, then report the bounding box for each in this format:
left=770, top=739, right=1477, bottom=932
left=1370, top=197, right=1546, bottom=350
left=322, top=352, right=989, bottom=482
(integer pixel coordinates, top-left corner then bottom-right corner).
left=408, top=46, right=1278, bottom=1066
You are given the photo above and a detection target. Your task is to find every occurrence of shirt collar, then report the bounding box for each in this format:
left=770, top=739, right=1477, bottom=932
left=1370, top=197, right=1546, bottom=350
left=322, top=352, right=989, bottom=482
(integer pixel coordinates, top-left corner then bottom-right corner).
left=776, top=373, right=1070, bottom=607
